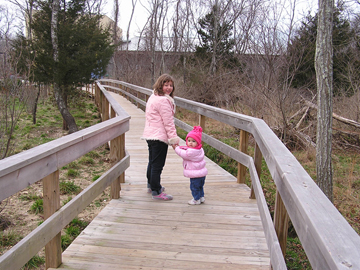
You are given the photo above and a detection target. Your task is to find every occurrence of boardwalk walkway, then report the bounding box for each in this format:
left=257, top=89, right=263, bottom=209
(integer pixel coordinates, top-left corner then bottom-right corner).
left=53, top=92, right=270, bottom=269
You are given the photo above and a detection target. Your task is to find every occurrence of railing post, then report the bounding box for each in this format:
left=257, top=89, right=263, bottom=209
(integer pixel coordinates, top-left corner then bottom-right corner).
left=95, top=83, right=100, bottom=107
left=274, top=190, right=290, bottom=257
left=43, top=170, right=61, bottom=269
left=250, top=142, right=262, bottom=199
left=102, top=96, right=109, bottom=121
left=110, top=107, right=125, bottom=199
left=199, top=115, right=206, bottom=130
left=237, top=130, right=249, bottom=183
left=99, top=91, right=103, bottom=120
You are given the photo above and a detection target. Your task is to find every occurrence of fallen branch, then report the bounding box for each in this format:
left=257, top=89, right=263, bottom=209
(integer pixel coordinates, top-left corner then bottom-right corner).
left=304, top=100, right=360, bottom=129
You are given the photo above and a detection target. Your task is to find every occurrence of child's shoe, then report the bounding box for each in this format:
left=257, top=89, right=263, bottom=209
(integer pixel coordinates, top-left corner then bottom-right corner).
left=200, top=197, right=205, bottom=203
left=188, top=198, right=201, bottom=205
left=152, top=192, right=173, bottom=200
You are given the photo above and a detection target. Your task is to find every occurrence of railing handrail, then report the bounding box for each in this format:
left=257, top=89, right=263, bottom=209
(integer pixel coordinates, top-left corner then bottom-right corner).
left=99, top=78, right=360, bottom=270
left=0, top=83, right=130, bottom=269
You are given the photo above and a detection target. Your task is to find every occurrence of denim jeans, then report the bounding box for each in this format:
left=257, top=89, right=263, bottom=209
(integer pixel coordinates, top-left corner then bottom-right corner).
left=190, top=176, right=206, bottom=200
left=146, top=140, right=168, bottom=195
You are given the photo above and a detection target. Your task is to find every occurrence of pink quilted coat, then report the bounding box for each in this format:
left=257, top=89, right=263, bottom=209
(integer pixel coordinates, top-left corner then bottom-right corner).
left=141, top=93, right=180, bottom=145
left=175, top=146, right=208, bottom=178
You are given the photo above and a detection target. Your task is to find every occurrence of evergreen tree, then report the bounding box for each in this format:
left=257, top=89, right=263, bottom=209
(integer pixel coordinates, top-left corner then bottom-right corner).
left=287, top=6, right=357, bottom=96
left=195, top=4, right=235, bottom=73
left=14, top=0, right=114, bottom=132
left=31, top=0, right=114, bottom=87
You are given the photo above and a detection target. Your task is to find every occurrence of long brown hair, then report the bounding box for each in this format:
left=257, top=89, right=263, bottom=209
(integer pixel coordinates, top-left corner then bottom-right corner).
left=153, top=74, right=175, bottom=97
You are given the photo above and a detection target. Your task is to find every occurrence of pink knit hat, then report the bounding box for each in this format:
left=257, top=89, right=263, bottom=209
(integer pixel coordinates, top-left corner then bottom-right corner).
left=186, top=126, right=203, bottom=149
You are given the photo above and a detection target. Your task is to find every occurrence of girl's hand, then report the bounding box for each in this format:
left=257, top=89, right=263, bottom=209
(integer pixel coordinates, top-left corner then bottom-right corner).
left=172, top=144, right=178, bottom=150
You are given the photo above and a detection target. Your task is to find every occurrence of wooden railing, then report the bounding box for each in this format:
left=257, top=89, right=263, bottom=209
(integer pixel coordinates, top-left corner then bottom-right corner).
left=0, top=82, right=130, bottom=270
left=99, top=79, right=360, bottom=270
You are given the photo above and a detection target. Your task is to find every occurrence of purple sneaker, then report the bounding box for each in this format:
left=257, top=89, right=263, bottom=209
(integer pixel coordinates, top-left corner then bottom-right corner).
left=152, top=192, right=173, bottom=200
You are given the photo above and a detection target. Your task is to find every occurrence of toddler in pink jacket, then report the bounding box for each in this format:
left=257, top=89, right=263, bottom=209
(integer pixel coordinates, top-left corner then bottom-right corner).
left=175, top=126, right=208, bottom=205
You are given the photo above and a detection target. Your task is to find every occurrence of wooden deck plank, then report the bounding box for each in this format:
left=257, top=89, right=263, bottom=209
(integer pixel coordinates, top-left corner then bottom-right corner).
left=52, top=92, right=270, bottom=269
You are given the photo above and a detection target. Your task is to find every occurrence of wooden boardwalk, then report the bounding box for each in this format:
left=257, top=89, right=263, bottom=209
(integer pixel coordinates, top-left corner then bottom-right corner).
left=53, top=92, right=270, bottom=269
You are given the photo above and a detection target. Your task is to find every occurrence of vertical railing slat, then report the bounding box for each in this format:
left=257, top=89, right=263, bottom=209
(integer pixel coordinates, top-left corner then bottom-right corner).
left=237, top=130, right=249, bottom=184
left=274, top=190, right=290, bottom=257
left=43, top=170, right=61, bottom=269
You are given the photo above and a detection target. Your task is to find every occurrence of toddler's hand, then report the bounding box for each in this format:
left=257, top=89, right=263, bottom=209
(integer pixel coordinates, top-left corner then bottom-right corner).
left=172, top=144, right=178, bottom=150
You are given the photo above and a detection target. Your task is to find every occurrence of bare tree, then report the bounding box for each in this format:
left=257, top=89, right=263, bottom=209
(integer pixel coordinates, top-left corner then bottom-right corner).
left=85, top=0, right=104, bottom=15
left=0, top=6, right=31, bottom=159
left=315, top=0, right=334, bottom=201
left=126, top=0, right=137, bottom=51
left=142, top=0, right=170, bottom=84
left=112, top=0, right=119, bottom=78
left=8, top=0, right=36, bottom=39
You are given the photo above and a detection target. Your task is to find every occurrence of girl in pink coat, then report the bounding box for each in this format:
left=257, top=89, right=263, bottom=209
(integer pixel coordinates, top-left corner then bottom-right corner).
left=175, top=126, right=208, bottom=205
left=142, top=74, right=180, bottom=200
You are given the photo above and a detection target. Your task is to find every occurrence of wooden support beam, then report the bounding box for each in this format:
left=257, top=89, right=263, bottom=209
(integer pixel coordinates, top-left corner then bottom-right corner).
left=110, top=105, right=125, bottom=198
left=251, top=143, right=262, bottom=199
left=199, top=115, right=206, bottom=131
left=237, top=130, right=249, bottom=184
left=274, top=190, right=289, bottom=257
left=43, top=170, right=61, bottom=269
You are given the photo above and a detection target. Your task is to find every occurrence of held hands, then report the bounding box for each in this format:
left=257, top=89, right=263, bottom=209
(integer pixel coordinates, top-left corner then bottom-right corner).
left=172, top=144, right=179, bottom=150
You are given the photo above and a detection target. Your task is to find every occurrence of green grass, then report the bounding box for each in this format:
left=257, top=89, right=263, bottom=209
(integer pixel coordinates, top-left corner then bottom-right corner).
left=92, top=175, right=101, bottom=182
left=19, top=193, right=41, bottom=201
left=62, top=196, right=73, bottom=206
left=78, top=156, right=94, bottom=165
left=0, top=230, right=23, bottom=247
left=30, top=199, right=43, bottom=214
left=22, top=255, right=45, bottom=270
left=10, top=90, right=100, bottom=156
left=61, top=218, right=89, bottom=251
left=66, top=168, right=80, bottom=178
left=85, top=151, right=101, bottom=159
left=59, top=181, right=81, bottom=195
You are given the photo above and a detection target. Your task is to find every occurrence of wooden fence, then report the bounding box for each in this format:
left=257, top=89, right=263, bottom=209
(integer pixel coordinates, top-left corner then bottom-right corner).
left=99, top=79, right=360, bottom=270
left=0, top=83, right=130, bottom=270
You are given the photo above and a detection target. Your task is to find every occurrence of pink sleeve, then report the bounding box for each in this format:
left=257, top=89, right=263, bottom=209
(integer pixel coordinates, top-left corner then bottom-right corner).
left=159, top=99, right=179, bottom=145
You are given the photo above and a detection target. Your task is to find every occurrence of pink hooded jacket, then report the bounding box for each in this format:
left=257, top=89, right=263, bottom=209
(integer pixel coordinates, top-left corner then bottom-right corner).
left=141, top=93, right=180, bottom=145
left=175, top=146, right=208, bottom=178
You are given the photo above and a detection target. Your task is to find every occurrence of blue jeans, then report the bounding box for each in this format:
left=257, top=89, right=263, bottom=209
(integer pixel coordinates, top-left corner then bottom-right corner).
left=146, top=140, right=168, bottom=195
left=190, top=176, right=206, bottom=200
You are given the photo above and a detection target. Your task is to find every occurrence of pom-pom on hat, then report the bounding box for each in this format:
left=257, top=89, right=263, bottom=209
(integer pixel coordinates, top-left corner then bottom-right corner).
left=186, top=126, right=203, bottom=149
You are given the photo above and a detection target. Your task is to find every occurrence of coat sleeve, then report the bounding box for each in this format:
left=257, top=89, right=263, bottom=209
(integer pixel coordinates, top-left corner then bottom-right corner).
left=159, top=99, right=179, bottom=145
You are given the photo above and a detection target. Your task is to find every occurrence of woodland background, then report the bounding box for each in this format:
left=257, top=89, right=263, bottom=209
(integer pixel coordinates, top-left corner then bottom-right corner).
left=1, top=0, right=360, bottom=268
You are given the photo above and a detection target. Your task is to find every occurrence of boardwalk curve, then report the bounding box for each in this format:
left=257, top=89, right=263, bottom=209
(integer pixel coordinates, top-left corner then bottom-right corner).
left=52, top=92, right=270, bottom=269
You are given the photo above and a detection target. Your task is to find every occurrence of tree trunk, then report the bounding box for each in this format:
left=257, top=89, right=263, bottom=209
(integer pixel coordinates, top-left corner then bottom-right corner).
left=51, top=0, right=78, bottom=134
left=315, top=0, right=334, bottom=202
left=32, top=84, right=41, bottom=124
